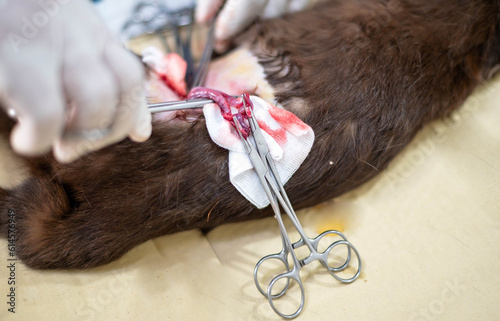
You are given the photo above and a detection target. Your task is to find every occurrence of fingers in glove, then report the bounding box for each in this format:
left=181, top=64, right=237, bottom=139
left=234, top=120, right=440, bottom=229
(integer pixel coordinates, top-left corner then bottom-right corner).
left=5, top=60, right=65, bottom=156
left=262, top=0, right=291, bottom=18
left=62, top=51, right=118, bottom=132
left=103, top=44, right=151, bottom=143
left=289, top=0, right=311, bottom=12
left=196, top=0, right=225, bottom=23
left=215, top=0, right=269, bottom=41
left=262, top=0, right=310, bottom=18
left=54, top=44, right=150, bottom=163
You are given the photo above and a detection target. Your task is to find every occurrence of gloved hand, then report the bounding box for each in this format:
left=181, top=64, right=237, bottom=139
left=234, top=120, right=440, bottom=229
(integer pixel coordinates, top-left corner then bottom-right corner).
left=196, top=0, right=311, bottom=49
left=0, top=0, right=152, bottom=163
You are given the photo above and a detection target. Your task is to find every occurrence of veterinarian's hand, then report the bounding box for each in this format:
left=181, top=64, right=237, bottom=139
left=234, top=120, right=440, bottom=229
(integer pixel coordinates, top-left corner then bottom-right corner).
left=196, top=0, right=311, bottom=50
left=0, top=0, right=152, bottom=163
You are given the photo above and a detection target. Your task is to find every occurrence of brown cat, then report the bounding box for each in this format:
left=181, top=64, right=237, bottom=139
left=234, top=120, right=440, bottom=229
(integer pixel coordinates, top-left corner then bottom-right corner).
left=1, top=0, right=499, bottom=269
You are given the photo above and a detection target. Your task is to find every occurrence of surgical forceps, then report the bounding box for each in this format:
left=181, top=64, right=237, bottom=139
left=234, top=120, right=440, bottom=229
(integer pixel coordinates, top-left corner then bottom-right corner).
left=148, top=98, right=214, bottom=113
left=146, top=28, right=215, bottom=112
left=122, top=1, right=216, bottom=90
left=232, top=97, right=362, bottom=319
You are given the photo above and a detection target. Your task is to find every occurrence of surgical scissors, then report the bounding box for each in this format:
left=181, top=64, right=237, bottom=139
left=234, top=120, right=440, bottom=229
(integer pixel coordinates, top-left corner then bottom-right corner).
left=232, top=96, right=362, bottom=319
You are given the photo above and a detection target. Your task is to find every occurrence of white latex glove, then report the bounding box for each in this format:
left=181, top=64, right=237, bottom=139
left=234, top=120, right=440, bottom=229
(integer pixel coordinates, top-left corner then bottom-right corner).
left=0, top=0, right=152, bottom=163
left=196, top=0, right=310, bottom=47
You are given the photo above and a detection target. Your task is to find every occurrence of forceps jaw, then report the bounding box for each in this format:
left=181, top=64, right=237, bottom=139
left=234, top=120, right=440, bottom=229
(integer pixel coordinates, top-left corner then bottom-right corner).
left=232, top=116, right=251, bottom=151
left=242, top=98, right=271, bottom=160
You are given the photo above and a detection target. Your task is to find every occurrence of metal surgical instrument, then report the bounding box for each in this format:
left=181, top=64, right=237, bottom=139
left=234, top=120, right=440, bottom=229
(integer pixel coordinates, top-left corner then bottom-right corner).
left=148, top=98, right=214, bottom=113
left=232, top=97, right=362, bottom=319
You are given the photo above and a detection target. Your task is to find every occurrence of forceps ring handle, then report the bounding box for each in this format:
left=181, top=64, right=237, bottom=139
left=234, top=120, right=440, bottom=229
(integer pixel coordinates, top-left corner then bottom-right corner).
left=322, top=239, right=362, bottom=283
left=304, top=230, right=352, bottom=271
left=254, top=251, right=291, bottom=299
left=319, top=230, right=352, bottom=272
left=267, top=272, right=305, bottom=319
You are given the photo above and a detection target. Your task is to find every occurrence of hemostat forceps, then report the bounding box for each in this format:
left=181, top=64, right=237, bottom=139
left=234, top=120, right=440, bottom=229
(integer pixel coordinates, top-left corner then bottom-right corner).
left=148, top=98, right=214, bottom=113
left=232, top=98, right=362, bottom=319
left=147, top=18, right=216, bottom=112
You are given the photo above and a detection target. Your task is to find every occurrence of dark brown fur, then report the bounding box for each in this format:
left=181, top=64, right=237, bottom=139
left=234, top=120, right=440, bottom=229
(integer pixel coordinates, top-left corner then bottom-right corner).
left=1, top=0, right=499, bottom=269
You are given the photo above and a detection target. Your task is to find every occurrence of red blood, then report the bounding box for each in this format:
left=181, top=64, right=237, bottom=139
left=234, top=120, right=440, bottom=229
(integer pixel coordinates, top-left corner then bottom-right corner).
left=158, top=53, right=188, bottom=99
left=268, top=105, right=309, bottom=132
left=188, top=87, right=250, bottom=137
left=257, top=120, right=288, bottom=144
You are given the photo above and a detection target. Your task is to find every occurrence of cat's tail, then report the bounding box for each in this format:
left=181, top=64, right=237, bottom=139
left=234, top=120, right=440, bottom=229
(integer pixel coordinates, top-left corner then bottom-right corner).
left=0, top=176, right=79, bottom=269
left=0, top=186, right=7, bottom=202
left=0, top=176, right=70, bottom=237
left=0, top=187, right=11, bottom=238
left=0, top=111, right=18, bottom=238
left=0, top=187, right=7, bottom=203
left=0, top=175, right=136, bottom=269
